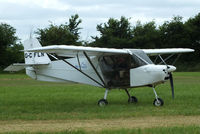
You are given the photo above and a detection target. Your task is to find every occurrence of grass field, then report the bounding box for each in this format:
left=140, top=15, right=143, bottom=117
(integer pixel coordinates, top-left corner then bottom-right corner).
left=0, top=72, right=200, bottom=133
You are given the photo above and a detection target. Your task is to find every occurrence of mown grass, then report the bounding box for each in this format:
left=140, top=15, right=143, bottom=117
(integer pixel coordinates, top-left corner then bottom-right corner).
left=0, top=72, right=200, bottom=120
left=100, top=126, right=200, bottom=134
left=2, top=126, right=200, bottom=134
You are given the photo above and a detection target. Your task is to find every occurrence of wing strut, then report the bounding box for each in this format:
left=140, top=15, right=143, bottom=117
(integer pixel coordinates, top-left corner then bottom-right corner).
left=154, top=54, right=181, bottom=65
left=83, top=51, right=107, bottom=87
left=52, top=54, right=105, bottom=88
left=76, top=53, right=81, bottom=70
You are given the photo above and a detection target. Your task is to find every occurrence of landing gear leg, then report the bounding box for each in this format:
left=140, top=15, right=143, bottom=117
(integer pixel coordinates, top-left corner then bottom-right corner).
left=152, top=87, right=164, bottom=106
left=125, top=89, right=138, bottom=103
left=98, top=89, right=109, bottom=107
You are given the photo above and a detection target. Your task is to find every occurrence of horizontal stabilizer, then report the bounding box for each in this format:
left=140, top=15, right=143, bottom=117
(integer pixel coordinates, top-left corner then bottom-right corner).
left=4, top=63, right=49, bottom=72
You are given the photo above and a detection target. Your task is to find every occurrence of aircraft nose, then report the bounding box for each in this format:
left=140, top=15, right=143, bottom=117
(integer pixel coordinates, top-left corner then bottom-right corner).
left=167, top=65, right=176, bottom=72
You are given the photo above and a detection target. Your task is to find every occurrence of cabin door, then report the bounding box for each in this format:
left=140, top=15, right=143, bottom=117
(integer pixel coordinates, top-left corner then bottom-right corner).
left=130, top=67, right=151, bottom=87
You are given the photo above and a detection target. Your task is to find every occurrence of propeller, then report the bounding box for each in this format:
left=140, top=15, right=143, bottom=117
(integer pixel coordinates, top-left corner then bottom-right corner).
left=158, top=55, right=176, bottom=99
left=167, top=65, right=176, bottom=99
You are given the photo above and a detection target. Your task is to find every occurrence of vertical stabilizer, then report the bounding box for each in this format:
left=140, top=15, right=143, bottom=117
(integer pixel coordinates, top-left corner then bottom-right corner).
left=23, top=38, right=51, bottom=64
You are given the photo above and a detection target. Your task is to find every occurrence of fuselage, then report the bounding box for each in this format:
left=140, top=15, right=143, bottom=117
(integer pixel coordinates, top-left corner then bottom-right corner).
left=26, top=54, right=176, bottom=89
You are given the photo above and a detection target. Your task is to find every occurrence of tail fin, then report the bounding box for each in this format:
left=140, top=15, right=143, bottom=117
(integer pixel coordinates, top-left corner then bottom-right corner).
left=23, top=38, right=51, bottom=64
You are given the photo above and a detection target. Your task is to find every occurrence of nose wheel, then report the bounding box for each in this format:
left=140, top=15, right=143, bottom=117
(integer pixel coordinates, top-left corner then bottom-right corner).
left=152, top=87, right=164, bottom=107
left=153, top=98, right=164, bottom=106
left=98, top=99, right=108, bottom=106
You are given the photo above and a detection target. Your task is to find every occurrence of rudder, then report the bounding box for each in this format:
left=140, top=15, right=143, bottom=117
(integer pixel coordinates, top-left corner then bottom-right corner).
left=23, top=38, right=51, bottom=64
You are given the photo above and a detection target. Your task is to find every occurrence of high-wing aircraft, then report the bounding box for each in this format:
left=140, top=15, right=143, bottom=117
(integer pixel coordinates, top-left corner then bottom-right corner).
left=4, top=38, right=194, bottom=107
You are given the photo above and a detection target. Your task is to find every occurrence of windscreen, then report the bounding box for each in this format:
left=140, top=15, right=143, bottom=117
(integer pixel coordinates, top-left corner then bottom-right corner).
left=131, top=54, right=147, bottom=68
left=129, top=50, right=153, bottom=64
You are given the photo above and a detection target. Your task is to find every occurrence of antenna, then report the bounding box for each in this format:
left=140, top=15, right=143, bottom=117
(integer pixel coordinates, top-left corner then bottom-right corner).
left=30, top=29, right=32, bottom=39
left=29, top=27, right=34, bottom=47
left=29, top=26, right=34, bottom=39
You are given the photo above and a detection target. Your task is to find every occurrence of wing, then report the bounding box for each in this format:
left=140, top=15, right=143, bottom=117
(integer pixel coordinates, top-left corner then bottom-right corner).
left=25, top=45, right=194, bottom=57
left=141, top=48, right=194, bottom=56
left=24, top=45, right=128, bottom=57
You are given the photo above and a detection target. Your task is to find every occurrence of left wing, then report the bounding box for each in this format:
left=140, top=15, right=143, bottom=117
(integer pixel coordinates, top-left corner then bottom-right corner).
left=25, top=45, right=194, bottom=57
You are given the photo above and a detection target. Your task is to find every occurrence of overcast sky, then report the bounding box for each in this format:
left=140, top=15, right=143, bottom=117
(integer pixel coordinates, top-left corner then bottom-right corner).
left=0, top=0, right=200, bottom=42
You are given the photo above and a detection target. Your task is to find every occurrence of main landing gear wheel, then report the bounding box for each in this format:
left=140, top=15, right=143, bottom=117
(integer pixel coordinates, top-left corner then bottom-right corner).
left=128, top=96, right=138, bottom=103
left=98, top=89, right=109, bottom=107
left=98, top=99, right=108, bottom=107
left=153, top=98, right=164, bottom=107
left=124, top=89, right=137, bottom=104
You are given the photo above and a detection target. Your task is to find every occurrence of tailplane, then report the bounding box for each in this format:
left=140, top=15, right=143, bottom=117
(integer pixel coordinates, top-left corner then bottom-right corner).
left=4, top=38, right=51, bottom=72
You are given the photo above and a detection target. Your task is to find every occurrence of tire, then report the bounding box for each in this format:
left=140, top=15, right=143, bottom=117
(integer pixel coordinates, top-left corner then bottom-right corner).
left=98, top=99, right=108, bottom=107
left=128, top=96, right=138, bottom=103
left=153, top=98, right=164, bottom=107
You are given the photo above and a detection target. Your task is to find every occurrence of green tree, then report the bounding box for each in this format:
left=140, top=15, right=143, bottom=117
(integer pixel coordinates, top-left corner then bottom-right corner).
left=131, top=21, right=160, bottom=48
left=91, top=17, right=160, bottom=49
left=159, top=16, right=190, bottom=48
left=185, top=13, right=200, bottom=59
left=36, top=14, right=82, bottom=46
left=68, top=14, right=82, bottom=37
left=0, top=23, right=17, bottom=50
left=91, top=16, right=133, bottom=48
left=157, top=16, right=197, bottom=67
left=5, top=43, right=24, bottom=66
left=0, top=23, right=23, bottom=70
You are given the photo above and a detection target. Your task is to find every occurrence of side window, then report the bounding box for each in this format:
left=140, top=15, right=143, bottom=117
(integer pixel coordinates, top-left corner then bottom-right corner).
left=103, top=56, right=114, bottom=67
left=99, top=55, right=131, bottom=87
left=114, top=55, right=130, bottom=69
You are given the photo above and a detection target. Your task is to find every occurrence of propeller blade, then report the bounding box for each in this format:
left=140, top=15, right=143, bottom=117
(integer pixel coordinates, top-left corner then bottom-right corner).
left=169, top=72, right=174, bottom=99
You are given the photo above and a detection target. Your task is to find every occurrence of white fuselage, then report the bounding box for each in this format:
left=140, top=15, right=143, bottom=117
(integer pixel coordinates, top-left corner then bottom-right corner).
left=26, top=56, right=175, bottom=88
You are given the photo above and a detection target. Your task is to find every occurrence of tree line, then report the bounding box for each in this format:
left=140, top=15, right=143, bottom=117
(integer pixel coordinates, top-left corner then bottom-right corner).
left=0, top=13, right=200, bottom=71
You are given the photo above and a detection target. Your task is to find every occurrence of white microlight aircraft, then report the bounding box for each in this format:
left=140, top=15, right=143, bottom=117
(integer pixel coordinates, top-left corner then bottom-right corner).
left=5, top=38, right=194, bottom=107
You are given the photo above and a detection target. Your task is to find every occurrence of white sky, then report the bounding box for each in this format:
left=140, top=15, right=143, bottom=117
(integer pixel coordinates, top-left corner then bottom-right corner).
left=0, top=0, right=200, bottom=42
